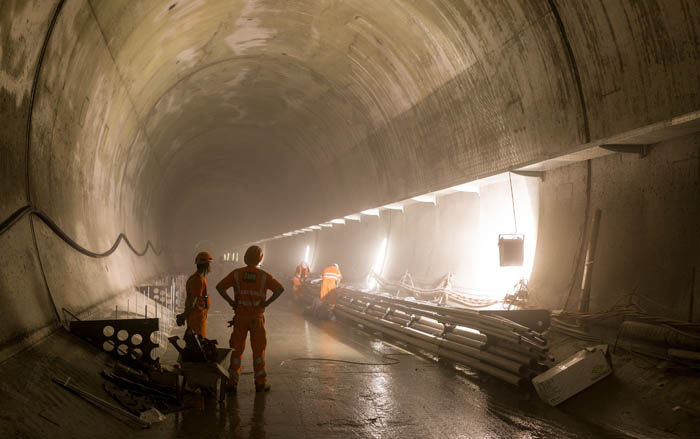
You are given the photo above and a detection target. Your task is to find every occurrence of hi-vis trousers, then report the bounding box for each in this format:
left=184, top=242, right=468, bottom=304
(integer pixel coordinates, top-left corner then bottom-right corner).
left=229, top=312, right=267, bottom=386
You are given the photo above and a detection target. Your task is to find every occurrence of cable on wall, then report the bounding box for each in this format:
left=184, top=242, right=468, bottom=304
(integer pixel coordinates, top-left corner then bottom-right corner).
left=0, top=205, right=162, bottom=258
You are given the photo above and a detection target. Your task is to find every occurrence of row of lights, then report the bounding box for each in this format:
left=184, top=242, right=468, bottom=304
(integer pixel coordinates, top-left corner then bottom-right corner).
left=255, top=181, right=481, bottom=243
left=223, top=252, right=239, bottom=261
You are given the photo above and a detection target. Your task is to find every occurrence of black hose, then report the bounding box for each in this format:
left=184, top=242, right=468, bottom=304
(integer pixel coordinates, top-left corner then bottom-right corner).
left=279, top=353, right=408, bottom=368
left=0, top=205, right=162, bottom=258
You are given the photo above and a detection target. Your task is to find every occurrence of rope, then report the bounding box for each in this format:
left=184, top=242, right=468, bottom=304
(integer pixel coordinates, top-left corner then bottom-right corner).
left=0, top=205, right=162, bottom=258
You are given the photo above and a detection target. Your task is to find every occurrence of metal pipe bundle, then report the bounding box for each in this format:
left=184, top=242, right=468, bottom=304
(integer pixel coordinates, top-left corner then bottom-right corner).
left=332, top=290, right=550, bottom=386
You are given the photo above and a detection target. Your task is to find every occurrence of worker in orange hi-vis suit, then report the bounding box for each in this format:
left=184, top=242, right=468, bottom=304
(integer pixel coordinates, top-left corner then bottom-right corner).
left=320, top=264, right=342, bottom=306
left=216, top=245, right=284, bottom=393
left=292, top=262, right=309, bottom=300
left=176, top=251, right=213, bottom=338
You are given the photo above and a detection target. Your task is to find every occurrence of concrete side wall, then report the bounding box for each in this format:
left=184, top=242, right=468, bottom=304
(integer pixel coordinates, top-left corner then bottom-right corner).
left=0, top=0, right=166, bottom=347
left=265, top=135, right=700, bottom=322
left=529, top=134, right=700, bottom=320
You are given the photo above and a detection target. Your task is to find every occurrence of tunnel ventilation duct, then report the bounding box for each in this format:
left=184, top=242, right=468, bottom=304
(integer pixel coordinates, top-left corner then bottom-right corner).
left=498, top=234, right=525, bottom=267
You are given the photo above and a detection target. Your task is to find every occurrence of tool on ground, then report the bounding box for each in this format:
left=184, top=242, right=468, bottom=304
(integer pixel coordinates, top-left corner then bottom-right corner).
left=52, top=376, right=151, bottom=429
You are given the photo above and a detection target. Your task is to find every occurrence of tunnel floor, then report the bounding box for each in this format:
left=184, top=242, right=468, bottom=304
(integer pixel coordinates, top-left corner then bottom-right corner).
left=0, top=293, right=629, bottom=438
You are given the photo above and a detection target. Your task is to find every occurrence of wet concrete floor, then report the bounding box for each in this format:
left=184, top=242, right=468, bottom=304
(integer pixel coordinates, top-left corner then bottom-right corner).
left=148, top=293, right=627, bottom=438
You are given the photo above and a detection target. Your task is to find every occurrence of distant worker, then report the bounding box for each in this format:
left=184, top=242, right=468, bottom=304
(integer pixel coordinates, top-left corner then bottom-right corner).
left=320, top=263, right=342, bottom=307
left=292, top=261, right=310, bottom=300
left=176, top=251, right=213, bottom=338
left=216, top=245, right=284, bottom=393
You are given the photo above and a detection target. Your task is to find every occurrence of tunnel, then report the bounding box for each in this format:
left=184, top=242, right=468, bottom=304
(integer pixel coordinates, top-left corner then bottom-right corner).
left=2, top=0, right=700, bottom=437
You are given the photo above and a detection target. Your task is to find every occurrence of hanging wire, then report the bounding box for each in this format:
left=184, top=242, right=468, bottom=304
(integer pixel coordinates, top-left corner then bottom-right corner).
left=508, top=171, right=518, bottom=233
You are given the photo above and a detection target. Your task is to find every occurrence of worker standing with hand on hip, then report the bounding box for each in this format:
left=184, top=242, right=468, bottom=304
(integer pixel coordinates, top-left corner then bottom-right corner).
left=216, top=245, right=284, bottom=393
left=176, top=251, right=213, bottom=338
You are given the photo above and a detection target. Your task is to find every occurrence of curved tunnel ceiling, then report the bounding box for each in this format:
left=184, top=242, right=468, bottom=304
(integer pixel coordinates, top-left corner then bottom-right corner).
left=101, top=0, right=584, bottom=253
left=18, top=0, right=700, bottom=261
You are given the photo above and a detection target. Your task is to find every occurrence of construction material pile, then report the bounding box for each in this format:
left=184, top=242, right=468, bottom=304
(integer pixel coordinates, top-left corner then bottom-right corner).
left=553, top=308, right=700, bottom=367
left=334, top=289, right=551, bottom=386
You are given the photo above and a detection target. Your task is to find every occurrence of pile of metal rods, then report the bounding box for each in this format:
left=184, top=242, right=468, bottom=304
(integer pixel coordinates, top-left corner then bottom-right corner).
left=332, top=289, right=550, bottom=386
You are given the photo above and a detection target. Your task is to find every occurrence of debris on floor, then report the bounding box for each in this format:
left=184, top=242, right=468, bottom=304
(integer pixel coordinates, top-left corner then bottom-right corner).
left=52, top=376, right=151, bottom=429
left=532, top=344, right=612, bottom=406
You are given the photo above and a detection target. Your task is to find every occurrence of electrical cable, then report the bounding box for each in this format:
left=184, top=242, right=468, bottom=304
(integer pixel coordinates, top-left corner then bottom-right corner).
left=508, top=171, right=518, bottom=233
left=279, top=353, right=409, bottom=368
left=0, top=205, right=162, bottom=258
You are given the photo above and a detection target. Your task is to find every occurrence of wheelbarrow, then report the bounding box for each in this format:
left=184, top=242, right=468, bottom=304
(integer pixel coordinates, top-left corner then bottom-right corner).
left=177, top=347, right=232, bottom=402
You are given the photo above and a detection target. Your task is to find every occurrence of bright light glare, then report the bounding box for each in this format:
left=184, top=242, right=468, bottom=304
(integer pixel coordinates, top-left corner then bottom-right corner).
left=304, top=245, right=310, bottom=264
left=310, top=225, right=322, bottom=230
left=361, top=209, right=379, bottom=216
left=383, top=203, right=403, bottom=211
left=330, top=218, right=346, bottom=224
left=450, top=182, right=480, bottom=193
left=344, top=214, right=361, bottom=221
left=368, top=238, right=388, bottom=290
left=470, top=174, right=538, bottom=299
left=411, top=194, right=436, bottom=204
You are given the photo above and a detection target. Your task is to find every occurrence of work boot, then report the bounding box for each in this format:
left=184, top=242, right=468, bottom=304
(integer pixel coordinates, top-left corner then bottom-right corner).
left=255, top=383, right=271, bottom=393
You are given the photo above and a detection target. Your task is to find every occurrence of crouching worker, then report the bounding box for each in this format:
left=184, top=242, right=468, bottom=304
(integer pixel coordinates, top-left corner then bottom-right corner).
left=292, top=261, right=309, bottom=301
left=176, top=251, right=213, bottom=338
left=216, top=245, right=284, bottom=393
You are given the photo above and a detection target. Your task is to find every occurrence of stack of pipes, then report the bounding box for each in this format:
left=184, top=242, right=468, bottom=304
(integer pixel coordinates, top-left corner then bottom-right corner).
left=333, top=289, right=550, bottom=387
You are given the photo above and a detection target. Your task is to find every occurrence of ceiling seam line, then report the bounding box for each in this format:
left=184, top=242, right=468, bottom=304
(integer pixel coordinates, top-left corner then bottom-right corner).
left=84, top=0, right=165, bottom=181
left=547, top=0, right=591, bottom=144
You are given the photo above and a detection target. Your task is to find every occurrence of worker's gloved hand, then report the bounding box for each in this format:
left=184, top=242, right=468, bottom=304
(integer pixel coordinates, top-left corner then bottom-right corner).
left=176, top=312, right=186, bottom=326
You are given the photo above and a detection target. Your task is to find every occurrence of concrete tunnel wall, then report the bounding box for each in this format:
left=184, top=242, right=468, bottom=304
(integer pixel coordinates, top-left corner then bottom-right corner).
left=2, top=0, right=700, bottom=351
left=262, top=135, right=700, bottom=321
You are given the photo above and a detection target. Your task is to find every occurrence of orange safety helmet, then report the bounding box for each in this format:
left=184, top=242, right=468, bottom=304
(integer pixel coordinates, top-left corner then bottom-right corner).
left=244, top=245, right=263, bottom=266
left=195, top=251, right=213, bottom=265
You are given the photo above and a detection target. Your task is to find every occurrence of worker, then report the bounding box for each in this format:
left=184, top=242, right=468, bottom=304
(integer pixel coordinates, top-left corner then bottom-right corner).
left=292, top=261, right=309, bottom=300
left=320, top=263, right=342, bottom=307
left=176, top=251, right=213, bottom=338
left=216, top=245, right=284, bottom=393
